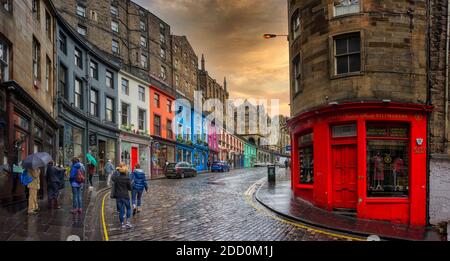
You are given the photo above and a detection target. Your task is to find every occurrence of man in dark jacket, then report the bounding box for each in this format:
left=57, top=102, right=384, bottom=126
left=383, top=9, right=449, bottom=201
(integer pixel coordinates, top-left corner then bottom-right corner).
left=112, top=163, right=132, bottom=229
left=46, top=161, right=61, bottom=209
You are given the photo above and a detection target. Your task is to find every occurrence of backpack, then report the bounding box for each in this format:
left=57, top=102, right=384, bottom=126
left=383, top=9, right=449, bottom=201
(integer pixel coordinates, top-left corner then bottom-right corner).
left=75, top=168, right=85, bottom=184
left=20, top=170, right=33, bottom=186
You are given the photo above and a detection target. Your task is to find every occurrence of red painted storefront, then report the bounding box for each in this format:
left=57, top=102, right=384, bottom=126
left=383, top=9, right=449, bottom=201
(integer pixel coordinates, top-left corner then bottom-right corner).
left=288, top=102, right=432, bottom=226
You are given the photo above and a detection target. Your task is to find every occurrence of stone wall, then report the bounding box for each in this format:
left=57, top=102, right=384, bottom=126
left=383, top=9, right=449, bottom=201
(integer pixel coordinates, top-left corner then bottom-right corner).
left=430, top=155, right=450, bottom=225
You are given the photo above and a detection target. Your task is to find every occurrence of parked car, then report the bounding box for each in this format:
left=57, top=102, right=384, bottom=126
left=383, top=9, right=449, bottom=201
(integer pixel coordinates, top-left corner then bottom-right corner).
left=211, top=161, right=230, bottom=172
left=165, top=162, right=198, bottom=179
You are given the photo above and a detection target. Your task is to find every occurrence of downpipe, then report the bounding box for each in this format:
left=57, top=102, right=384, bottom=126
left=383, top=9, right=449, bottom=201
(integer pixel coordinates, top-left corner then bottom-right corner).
left=446, top=0, right=450, bottom=153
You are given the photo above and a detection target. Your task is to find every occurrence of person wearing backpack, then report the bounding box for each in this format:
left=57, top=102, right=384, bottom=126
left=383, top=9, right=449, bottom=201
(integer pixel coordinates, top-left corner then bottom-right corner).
left=112, top=163, right=132, bottom=229
left=27, top=168, right=41, bottom=215
left=130, top=163, right=148, bottom=215
left=69, top=158, right=84, bottom=214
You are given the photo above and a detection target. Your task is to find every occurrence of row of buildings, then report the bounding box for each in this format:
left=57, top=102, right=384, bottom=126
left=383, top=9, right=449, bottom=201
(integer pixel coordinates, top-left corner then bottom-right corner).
left=287, top=0, right=450, bottom=227
left=0, top=0, right=290, bottom=207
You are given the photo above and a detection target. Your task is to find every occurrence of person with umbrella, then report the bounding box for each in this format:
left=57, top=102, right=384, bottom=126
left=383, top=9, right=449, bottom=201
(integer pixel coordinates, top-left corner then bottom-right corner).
left=21, top=152, right=53, bottom=215
left=86, top=151, right=97, bottom=189
left=46, top=161, right=61, bottom=210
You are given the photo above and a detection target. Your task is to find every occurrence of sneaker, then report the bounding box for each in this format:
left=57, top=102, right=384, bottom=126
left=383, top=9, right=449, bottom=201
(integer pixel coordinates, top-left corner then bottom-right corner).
left=126, top=222, right=133, bottom=229
left=121, top=223, right=126, bottom=229
left=133, top=208, right=137, bottom=216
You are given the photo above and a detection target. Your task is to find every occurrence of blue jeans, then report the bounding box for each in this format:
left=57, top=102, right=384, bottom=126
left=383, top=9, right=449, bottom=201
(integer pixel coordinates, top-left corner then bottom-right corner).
left=132, top=190, right=144, bottom=207
left=72, top=187, right=82, bottom=209
left=117, top=198, right=131, bottom=223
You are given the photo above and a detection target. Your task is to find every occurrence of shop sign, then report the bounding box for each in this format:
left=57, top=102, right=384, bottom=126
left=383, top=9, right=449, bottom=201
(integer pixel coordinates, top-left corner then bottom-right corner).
left=367, top=125, right=408, bottom=138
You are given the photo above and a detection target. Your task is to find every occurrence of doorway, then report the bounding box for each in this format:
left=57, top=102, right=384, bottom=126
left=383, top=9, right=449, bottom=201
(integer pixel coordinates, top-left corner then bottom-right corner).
left=98, top=140, right=106, bottom=180
left=332, top=144, right=358, bottom=210
left=131, top=147, right=138, bottom=171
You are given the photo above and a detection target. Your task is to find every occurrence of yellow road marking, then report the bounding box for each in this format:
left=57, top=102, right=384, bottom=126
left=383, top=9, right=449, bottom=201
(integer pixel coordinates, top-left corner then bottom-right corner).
left=244, top=180, right=365, bottom=241
left=102, top=192, right=111, bottom=241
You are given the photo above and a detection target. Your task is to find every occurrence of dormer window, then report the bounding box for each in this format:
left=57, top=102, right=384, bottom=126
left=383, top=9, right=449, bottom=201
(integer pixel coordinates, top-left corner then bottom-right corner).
left=334, top=0, right=360, bottom=17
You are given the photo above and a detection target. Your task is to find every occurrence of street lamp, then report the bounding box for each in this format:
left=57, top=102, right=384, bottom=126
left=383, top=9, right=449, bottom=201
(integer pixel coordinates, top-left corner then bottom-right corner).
left=263, top=34, right=289, bottom=40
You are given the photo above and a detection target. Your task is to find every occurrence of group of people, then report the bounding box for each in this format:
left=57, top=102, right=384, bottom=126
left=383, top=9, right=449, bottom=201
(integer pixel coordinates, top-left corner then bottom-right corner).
left=108, top=162, right=148, bottom=229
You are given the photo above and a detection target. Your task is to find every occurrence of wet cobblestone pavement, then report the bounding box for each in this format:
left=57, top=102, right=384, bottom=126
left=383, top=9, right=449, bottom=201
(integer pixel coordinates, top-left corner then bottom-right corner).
left=103, top=168, right=345, bottom=241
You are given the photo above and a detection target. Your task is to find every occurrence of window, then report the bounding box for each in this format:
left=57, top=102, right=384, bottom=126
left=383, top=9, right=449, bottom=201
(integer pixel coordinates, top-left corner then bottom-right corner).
left=160, top=23, right=165, bottom=32
left=106, top=70, right=113, bottom=89
left=154, top=114, right=161, bottom=136
left=59, top=64, right=68, bottom=99
left=366, top=123, right=410, bottom=198
left=111, top=21, right=119, bottom=33
left=76, top=5, right=86, bottom=17
left=0, top=40, right=9, bottom=83
left=121, top=102, right=130, bottom=126
left=167, top=100, right=172, bottom=113
left=110, top=5, right=118, bottom=17
left=90, top=10, right=98, bottom=21
left=32, top=37, right=40, bottom=80
left=160, top=66, right=167, bottom=80
left=74, top=78, right=83, bottom=109
left=2, top=0, right=11, bottom=12
left=59, top=31, right=67, bottom=54
left=298, top=133, right=313, bottom=184
left=291, top=10, right=300, bottom=39
left=45, top=56, right=51, bottom=92
left=138, top=109, right=146, bottom=131
left=175, top=74, right=179, bottom=87
left=121, top=78, right=129, bottom=95
left=334, top=33, right=361, bottom=75
left=140, top=36, right=147, bottom=48
left=139, top=9, right=145, bottom=17
left=140, top=20, right=146, bottom=31
left=45, top=11, right=51, bottom=39
left=154, top=93, right=160, bottom=108
left=138, top=86, right=145, bottom=102
left=292, top=56, right=301, bottom=94
left=74, top=48, right=82, bottom=69
left=160, top=48, right=166, bottom=60
left=90, top=61, right=98, bottom=80
left=167, top=120, right=173, bottom=139
left=140, top=53, right=148, bottom=68
left=112, top=39, right=120, bottom=54
left=105, top=97, right=114, bottom=122
left=32, top=0, right=40, bottom=19
left=77, top=25, right=87, bottom=36
left=160, top=33, right=165, bottom=44
left=332, top=124, right=356, bottom=138
left=90, top=89, right=98, bottom=116
left=334, top=0, right=360, bottom=17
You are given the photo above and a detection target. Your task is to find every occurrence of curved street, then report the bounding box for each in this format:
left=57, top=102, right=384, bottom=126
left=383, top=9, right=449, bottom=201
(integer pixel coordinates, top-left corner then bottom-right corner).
left=100, top=168, right=349, bottom=241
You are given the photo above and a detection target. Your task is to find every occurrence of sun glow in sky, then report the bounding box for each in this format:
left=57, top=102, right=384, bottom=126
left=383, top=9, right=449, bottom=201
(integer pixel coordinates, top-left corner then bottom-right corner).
left=136, top=0, right=290, bottom=116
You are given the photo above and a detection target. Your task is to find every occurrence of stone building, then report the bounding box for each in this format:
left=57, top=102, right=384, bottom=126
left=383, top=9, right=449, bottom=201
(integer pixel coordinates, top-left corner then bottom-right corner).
left=172, top=35, right=198, bottom=102
left=198, top=55, right=229, bottom=107
left=287, top=0, right=429, bottom=226
left=52, top=0, right=174, bottom=97
left=0, top=0, right=59, bottom=206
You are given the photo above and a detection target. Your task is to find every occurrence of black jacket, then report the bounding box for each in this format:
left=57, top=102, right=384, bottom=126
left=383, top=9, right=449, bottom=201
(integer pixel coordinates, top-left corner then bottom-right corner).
left=112, top=174, right=131, bottom=199
left=46, top=165, right=61, bottom=188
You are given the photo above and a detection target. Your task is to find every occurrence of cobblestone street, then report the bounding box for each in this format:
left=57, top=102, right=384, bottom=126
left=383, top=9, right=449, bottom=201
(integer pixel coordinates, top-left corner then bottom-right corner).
left=102, top=168, right=345, bottom=241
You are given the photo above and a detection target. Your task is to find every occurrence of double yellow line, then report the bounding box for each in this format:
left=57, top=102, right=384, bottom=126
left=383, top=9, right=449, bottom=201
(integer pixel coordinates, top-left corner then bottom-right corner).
left=244, top=179, right=365, bottom=241
left=102, top=192, right=111, bottom=241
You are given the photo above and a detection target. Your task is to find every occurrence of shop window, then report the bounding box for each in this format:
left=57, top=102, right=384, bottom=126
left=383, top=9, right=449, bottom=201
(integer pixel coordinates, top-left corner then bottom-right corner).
left=366, top=123, right=409, bottom=198
left=63, top=123, right=83, bottom=167
left=332, top=124, right=356, bottom=138
left=298, top=133, right=314, bottom=185
left=106, top=139, right=115, bottom=165
left=15, top=130, right=28, bottom=164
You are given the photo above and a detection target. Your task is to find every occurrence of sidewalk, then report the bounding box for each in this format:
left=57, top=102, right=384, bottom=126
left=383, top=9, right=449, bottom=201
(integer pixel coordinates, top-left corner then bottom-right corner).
left=0, top=177, right=107, bottom=241
left=255, top=170, right=444, bottom=241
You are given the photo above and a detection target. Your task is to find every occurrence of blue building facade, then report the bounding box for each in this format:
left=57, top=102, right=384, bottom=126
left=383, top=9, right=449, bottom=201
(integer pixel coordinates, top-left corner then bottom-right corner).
left=191, top=108, right=208, bottom=172
left=174, top=98, right=194, bottom=164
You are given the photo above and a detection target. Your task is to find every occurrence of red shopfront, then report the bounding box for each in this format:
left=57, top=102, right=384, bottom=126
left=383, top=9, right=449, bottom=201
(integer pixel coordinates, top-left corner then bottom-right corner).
left=288, top=102, right=431, bottom=226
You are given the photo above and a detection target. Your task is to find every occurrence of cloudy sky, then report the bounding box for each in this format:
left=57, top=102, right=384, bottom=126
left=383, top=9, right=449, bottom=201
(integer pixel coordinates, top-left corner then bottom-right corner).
left=135, top=0, right=290, bottom=116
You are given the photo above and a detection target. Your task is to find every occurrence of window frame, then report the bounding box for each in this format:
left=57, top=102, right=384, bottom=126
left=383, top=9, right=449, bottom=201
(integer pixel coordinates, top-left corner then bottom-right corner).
left=74, top=47, right=83, bottom=69
left=76, top=4, right=86, bottom=18
left=45, top=10, right=52, bottom=40
left=105, top=96, right=115, bottom=122
left=333, top=0, right=361, bottom=18
left=140, top=53, right=148, bottom=68
left=153, top=114, right=162, bottom=137
left=74, top=78, right=83, bottom=109
left=77, top=24, right=87, bottom=36
left=90, top=88, right=99, bottom=117
left=121, top=102, right=130, bottom=126
left=138, top=108, right=146, bottom=131
left=138, top=86, right=145, bottom=102
left=154, top=93, right=160, bottom=108
left=106, top=70, right=114, bottom=89
left=32, top=37, right=41, bottom=80
left=329, top=31, right=363, bottom=79
left=334, top=33, right=361, bottom=75
left=111, top=20, right=119, bottom=33
left=59, top=31, right=67, bottom=55
left=110, top=5, right=118, bottom=17
left=112, top=39, right=120, bottom=54
left=58, top=63, right=68, bottom=99
left=90, top=60, right=98, bottom=80
left=0, top=38, right=9, bottom=83
left=121, top=78, right=129, bottom=96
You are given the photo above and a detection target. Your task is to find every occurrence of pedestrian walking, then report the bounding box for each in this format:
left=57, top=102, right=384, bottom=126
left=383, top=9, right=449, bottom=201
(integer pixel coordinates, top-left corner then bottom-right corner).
left=69, top=158, right=85, bottom=214
left=130, top=163, right=148, bottom=215
left=46, top=161, right=61, bottom=209
left=87, top=161, right=95, bottom=189
left=27, top=168, right=40, bottom=215
left=105, top=159, right=114, bottom=187
left=112, top=163, right=132, bottom=229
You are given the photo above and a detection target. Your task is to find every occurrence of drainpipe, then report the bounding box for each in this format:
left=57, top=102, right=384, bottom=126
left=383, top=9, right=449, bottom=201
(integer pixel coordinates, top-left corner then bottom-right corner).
left=446, top=0, right=450, bottom=154
left=426, top=0, right=432, bottom=227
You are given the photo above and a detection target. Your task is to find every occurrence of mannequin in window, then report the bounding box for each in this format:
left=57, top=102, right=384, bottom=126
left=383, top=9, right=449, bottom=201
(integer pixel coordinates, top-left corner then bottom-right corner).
left=393, top=157, right=405, bottom=191
left=373, top=152, right=384, bottom=191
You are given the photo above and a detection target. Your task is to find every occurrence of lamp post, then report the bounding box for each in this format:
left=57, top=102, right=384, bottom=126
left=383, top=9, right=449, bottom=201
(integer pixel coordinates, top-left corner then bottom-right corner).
left=263, top=34, right=289, bottom=41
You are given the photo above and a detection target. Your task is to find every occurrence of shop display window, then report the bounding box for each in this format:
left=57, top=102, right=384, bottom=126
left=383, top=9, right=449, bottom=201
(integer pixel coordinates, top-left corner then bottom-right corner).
left=298, top=133, right=314, bottom=185
left=366, top=123, right=409, bottom=198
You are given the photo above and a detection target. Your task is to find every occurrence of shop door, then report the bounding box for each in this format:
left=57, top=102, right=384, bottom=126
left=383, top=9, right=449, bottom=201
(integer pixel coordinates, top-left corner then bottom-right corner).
left=131, top=147, right=138, bottom=171
left=332, top=144, right=358, bottom=210
left=98, top=140, right=106, bottom=179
